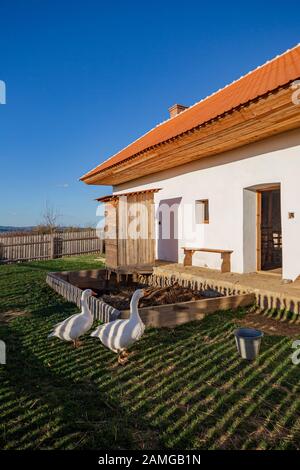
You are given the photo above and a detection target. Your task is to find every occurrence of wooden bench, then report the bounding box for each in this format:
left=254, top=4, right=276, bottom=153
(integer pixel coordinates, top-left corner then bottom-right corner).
left=182, top=247, right=233, bottom=273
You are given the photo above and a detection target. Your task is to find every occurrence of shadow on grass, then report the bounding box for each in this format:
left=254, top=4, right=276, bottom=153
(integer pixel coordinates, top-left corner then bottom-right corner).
left=0, top=323, right=147, bottom=450
left=0, top=308, right=299, bottom=450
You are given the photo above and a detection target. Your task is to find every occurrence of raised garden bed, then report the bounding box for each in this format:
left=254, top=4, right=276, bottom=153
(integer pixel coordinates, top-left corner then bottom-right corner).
left=46, top=269, right=120, bottom=323
left=46, top=268, right=255, bottom=327
left=95, top=283, right=223, bottom=310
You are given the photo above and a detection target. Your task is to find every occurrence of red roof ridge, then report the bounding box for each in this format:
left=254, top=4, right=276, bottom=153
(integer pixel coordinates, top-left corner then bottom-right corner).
left=130, top=43, right=300, bottom=132
left=165, top=42, right=300, bottom=122
left=81, top=43, right=300, bottom=181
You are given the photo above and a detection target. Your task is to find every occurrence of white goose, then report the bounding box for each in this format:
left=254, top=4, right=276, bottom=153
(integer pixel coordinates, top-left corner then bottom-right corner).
left=48, top=289, right=95, bottom=347
left=90, top=288, right=146, bottom=364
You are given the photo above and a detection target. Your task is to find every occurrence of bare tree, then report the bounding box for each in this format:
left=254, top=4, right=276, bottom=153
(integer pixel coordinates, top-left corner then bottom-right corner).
left=38, top=202, right=61, bottom=234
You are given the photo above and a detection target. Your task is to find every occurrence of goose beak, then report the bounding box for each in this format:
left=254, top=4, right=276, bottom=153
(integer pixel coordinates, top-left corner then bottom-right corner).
left=143, top=288, right=151, bottom=298
left=91, top=290, right=97, bottom=296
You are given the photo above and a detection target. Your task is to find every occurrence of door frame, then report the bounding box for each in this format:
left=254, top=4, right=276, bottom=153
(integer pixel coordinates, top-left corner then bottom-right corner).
left=256, top=184, right=281, bottom=272
left=256, top=191, right=262, bottom=271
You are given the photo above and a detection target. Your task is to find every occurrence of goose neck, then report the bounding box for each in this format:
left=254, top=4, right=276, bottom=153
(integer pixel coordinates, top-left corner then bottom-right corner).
left=130, top=298, right=142, bottom=322
left=81, top=295, right=92, bottom=316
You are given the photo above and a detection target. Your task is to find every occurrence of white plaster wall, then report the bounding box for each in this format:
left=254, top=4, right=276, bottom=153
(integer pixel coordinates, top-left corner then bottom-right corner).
left=113, top=128, right=300, bottom=281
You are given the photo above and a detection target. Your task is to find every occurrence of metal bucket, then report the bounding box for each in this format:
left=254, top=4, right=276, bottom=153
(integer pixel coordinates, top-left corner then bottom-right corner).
left=234, top=328, right=263, bottom=360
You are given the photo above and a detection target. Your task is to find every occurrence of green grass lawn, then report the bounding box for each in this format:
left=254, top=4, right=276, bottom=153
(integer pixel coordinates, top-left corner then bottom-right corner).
left=0, top=254, right=300, bottom=450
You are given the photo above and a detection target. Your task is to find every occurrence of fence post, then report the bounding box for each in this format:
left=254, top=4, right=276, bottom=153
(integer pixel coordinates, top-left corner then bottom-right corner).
left=50, top=234, right=55, bottom=259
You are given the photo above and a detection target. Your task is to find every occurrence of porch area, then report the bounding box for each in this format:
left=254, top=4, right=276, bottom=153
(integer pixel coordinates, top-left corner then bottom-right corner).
left=151, top=262, right=300, bottom=315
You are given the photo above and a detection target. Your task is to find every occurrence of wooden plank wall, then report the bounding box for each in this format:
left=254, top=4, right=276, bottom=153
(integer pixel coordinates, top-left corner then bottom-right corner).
left=117, top=192, right=155, bottom=267
left=105, top=192, right=155, bottom=269
left=104, top=201, right=118, bottom=268
left=0, top=229, right=105, bottom=263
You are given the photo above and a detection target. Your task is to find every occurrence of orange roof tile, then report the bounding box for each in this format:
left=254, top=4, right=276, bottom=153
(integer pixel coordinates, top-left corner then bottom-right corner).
left=81, top=44, right=300, bottom=181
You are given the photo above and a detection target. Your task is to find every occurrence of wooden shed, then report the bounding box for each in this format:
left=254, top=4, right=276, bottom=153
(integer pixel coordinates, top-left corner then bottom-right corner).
left=97, top=189, right=160, bottom=270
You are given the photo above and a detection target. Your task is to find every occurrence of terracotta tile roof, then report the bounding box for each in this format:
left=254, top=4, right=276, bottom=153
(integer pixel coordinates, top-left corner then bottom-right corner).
left=82, top=44, right=300, bottom=181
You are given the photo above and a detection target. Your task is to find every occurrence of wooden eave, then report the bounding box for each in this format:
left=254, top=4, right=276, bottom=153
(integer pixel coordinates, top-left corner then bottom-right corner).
left=96, top=188, right=161, bottom=203
left=83, top=85, right=300, bottom=186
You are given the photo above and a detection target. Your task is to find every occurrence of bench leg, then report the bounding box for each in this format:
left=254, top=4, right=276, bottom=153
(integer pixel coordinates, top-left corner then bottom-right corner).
left=183, top=250, right=194, bottom=267
left=221, top=253, right=231, bottom=273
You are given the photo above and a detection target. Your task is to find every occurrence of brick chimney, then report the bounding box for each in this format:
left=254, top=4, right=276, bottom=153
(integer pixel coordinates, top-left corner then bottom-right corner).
left=168, top=103, right=188, bottom=118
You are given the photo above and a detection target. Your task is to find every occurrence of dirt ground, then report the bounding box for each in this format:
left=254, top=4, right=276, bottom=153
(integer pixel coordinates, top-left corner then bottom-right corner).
left=236, top=311, right=300, bottom=337
left=97, top=283, right=222, bottom=310
left=0, top=310, right=29, bottom=324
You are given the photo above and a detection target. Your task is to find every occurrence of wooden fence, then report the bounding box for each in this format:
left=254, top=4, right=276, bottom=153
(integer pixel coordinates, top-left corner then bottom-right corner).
left=0, top=229, right=105, bottom=263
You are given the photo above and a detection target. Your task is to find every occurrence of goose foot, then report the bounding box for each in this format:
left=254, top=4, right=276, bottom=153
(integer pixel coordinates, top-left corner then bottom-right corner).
left=118, top=350, right=129, bottom=365
left=73, top=339, right=83, bottom=348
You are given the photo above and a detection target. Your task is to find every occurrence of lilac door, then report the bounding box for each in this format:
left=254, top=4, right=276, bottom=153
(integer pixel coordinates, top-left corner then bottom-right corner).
left=157, top=198, right=181, bottom=262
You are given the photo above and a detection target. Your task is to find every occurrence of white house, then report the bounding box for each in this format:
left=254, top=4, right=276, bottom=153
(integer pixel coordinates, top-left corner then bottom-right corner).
left=81, top=44, right=300, bottom=282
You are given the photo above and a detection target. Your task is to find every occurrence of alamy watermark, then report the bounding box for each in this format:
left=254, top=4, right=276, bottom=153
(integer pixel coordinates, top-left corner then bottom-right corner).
left=291, top=340, right=300, bottom=365
left=95, top=197, right=204, bottom=241
left=0, top=340, right=6, bottom=364
left=0, top=80, right=6, bottom=104
left=291, top=80, right=300, bottom=105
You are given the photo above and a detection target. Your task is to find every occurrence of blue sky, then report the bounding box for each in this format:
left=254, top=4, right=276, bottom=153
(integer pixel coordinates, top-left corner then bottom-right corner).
left=0, top=0, right=299, bottom=227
